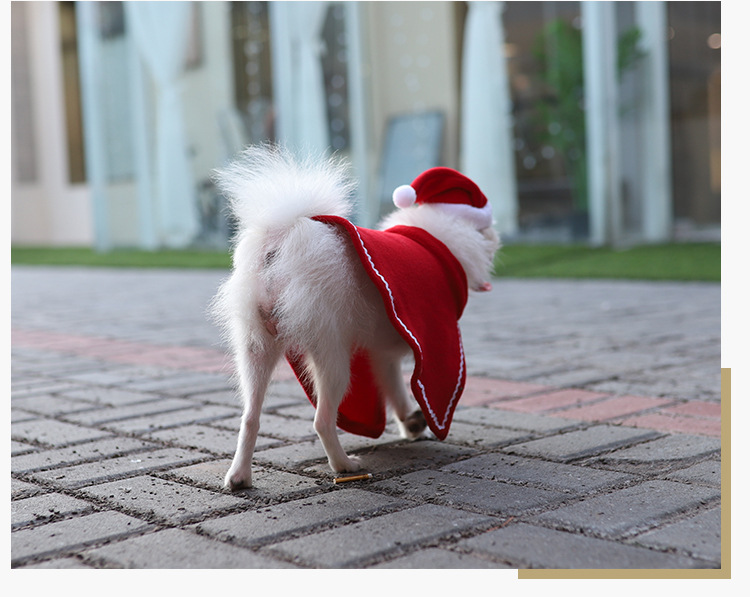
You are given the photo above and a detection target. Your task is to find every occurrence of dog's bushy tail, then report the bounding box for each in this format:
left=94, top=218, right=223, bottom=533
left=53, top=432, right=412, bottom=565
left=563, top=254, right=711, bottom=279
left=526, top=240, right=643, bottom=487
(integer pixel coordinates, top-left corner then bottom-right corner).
left=214, top=144, right=355, bottom=234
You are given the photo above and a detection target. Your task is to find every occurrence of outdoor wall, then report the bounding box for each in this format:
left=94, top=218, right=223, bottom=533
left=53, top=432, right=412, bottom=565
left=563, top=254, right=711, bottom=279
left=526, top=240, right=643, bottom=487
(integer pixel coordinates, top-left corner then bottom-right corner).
left=364, top=1, right=461, bottom=171
left=181, top=2, right=236, bottom=180
left=11, top=1, right=93, bottom=246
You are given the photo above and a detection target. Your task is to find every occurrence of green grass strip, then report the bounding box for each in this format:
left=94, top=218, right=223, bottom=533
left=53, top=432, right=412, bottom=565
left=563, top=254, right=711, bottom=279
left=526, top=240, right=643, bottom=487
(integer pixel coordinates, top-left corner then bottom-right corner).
left=10, top=247, right=232, bottom=269
left=11, top=242, right=719, bottom=282
left=494, top=242, right=720, bottom=282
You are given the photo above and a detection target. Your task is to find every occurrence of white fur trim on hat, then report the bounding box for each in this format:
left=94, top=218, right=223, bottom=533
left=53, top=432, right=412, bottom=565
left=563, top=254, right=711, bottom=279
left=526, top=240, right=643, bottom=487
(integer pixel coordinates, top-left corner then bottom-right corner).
left=393, top=184, right=417, bottom=208
left=431, top=201, right=493, bottom=230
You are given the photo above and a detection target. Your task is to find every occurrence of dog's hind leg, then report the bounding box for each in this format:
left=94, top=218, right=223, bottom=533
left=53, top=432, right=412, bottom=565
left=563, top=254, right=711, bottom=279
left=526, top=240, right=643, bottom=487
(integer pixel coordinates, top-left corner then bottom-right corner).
left=370, top=353, right=426, bottom=440
left=308, top=348, right=362, bottom=473
left=224, top=340, right=281, bottom=490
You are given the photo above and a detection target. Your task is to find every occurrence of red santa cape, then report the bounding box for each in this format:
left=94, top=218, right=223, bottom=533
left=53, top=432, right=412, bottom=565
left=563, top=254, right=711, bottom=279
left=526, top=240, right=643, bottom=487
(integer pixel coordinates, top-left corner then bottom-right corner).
left=285, top=215, right=469, bottom=441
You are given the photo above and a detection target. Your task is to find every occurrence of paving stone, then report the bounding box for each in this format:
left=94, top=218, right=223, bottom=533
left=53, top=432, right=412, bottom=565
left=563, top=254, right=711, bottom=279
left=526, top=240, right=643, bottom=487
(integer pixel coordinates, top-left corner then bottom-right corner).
left=12, top=437, right=158, bottom=474
left=62, top=397, right=197, bottom=426
left=632, top=507, right=721, bottom=563
left=29, top=448, right=212, bottom=489
left=184, top=388, right=240, bottom=407
left=11, top=478, right=48, bottom=500
left=491, top=388, right=611, bottom=413
left=620, top=412, right=721, bottom=437
left=253, top=441, right=327, bottom=470
left=372, top=469, right=567, bottom=515
left=249, top=412, right=318, bottom=441
left=79, top=475, right=245, bottom=523
left=459, top=522, right=706, bottom=569
left=662, top=400, right=721, bottom=418
left=505, top=425, right=663, bottom=462
left=339, top=429, right=405, bottom=452
left=301, top=439, right=479, bottom=479
left=84, top=528, right=295, bottom=568
left=11, top=511, right=152, bottom=566
left=11, top=409, right=37, bottom=424
left=596, top=434, right=721, bottom=463
left=459, top=377, right=553, bottom=406
left=117, top=372, right=230, bottom=395
left=11, top=418, right=113, bottom=448
left=58, top=386, right=163, bottom=406
left=201, top=381, right=307, bottom=410
left=452, top=407, right=581, bottom=433
left=265, top=504, right=497, bottom=568
left=164, top=460, right=324, bottom=498
left=195, top=488, right=407, bottom=547
left=442, top=421, right=531, bottom=448
left=442, top=453, right=636, bottom=495
left=145, top=423, right=280, bottom=456
left=12, top=394, right=104, bottom=417
left=271, top=403, right=323, bottom=419
left=11, top=440, right=37, bottom=456
left=523, top=367, right=616, bottom=388
left=101, top=404, right=238, bottom=434
left=531, top=480, right=720, bottom=539
left=19, top=556, right=94, bottom=569
left=555, top=394, right=675, bottom=421
left=370, top=547, right=510, bottom=569
left=667, top=459, right=721, bottom=487
left=11, top=380, right=84, bottom=399
left=58, top=367, right=154, bottom=387
left=12, top=493, right=96, bottom=529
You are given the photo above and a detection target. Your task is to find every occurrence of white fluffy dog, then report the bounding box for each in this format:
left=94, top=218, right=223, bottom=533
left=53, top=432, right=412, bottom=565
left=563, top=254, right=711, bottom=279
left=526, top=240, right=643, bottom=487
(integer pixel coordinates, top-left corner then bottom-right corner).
left=212, top=145, right=499, bottom=490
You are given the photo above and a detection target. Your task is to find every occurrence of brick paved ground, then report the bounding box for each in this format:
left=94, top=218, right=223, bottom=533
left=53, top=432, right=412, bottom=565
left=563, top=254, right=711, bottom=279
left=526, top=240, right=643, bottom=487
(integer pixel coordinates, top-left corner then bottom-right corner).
left=10, top=266, right=723, bottom=570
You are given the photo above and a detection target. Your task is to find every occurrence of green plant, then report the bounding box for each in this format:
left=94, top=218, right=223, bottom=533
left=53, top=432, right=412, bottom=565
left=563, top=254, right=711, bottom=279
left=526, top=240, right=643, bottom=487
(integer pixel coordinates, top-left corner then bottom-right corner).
left=532, top=19, right=645, bottom=213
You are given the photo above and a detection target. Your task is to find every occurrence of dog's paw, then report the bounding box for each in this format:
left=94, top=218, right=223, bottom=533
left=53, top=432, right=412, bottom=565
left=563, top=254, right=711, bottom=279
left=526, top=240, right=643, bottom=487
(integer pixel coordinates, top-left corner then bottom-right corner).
left=397, top=409, right=427, bottom=440
left=330, top=454, right=362, bottom=473
left=224, top=469, right=252, bottom=491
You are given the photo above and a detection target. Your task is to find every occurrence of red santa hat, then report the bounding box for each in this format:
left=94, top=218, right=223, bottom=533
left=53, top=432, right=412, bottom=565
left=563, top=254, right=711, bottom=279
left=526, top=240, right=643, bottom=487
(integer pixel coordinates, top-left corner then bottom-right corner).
left=392, top=167, right=493, bottom=230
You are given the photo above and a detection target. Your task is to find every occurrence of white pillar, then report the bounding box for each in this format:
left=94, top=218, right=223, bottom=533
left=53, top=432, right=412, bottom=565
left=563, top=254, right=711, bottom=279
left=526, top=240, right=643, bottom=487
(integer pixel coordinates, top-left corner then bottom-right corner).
left=344, top=1, right=375, bottom=226
left=460, top=1, right=518, bottom=235
left=636, top=1, right=673, bottom=242
left=125, top=1, right=196, bottom=248
left=270, top=1, right=330, bottom=156
left=76, top=2, right=110, bottom=251
left=128, top=34, right=157, bottom=250
left=582, top=1, right=621, bottom=246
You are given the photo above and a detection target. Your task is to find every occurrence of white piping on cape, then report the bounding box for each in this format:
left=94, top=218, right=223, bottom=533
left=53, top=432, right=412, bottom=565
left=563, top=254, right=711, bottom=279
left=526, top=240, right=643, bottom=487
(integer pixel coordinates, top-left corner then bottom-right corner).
left=349, top=226, right=464, bottom=431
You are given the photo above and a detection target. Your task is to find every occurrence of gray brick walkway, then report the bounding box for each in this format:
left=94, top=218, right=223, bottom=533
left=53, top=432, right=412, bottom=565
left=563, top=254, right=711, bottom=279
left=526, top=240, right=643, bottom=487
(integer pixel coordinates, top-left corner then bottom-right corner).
left=10, top=266, right=723, bottom=571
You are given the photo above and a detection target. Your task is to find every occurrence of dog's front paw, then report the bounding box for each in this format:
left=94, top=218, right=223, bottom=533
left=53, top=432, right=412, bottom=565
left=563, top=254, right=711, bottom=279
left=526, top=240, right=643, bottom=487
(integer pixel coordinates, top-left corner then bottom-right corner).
left=224, top=467, right=252, bottom=491
left=330, top=454, right=362, bottom=473
left=397, top=409, right=427, bottom=440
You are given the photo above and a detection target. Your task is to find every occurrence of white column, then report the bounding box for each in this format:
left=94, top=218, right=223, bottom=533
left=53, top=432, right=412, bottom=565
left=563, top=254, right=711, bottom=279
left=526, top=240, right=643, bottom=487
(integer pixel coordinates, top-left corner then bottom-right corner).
left=125, top=1, right=196, bottom=248
left=636, top=1, right=673, bottom=242
left=344, top=1, right=375, bottom=226
left=128, top=34, right=157, bottom=250
left=582, top=1, right=621, bottom=246
left=460, top=1, right=518, bottom=235
left=270, top=1, right=330, bottom=156
left=76, top=2, right=110, bottom=251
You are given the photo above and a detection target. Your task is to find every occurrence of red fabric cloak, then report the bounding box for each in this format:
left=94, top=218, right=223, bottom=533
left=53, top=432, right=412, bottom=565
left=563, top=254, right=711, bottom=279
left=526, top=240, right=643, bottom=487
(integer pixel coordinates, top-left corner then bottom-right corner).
left=285, top=215, right=469, bottom=441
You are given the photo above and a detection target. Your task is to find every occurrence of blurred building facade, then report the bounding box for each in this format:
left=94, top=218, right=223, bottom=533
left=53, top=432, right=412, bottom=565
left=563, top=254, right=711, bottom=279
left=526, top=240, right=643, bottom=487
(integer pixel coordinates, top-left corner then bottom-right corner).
left=11, top=1, right=721, bottom=250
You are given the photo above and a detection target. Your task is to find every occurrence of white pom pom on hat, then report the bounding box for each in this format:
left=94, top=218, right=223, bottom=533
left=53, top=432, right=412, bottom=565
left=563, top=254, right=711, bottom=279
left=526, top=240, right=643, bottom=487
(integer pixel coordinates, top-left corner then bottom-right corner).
left=392, top=184, right=417, bottom=208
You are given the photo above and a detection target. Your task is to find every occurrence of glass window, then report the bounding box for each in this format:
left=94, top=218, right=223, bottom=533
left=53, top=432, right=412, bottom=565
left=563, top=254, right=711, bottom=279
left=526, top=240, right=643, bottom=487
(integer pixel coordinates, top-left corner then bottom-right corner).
left=59, top=1, right=87, bottom=184
left=667, top=1, right=721, bottom=231
left=504, top=1, right=586, bottom=240
left=231, top=2, right=275, bottom=144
